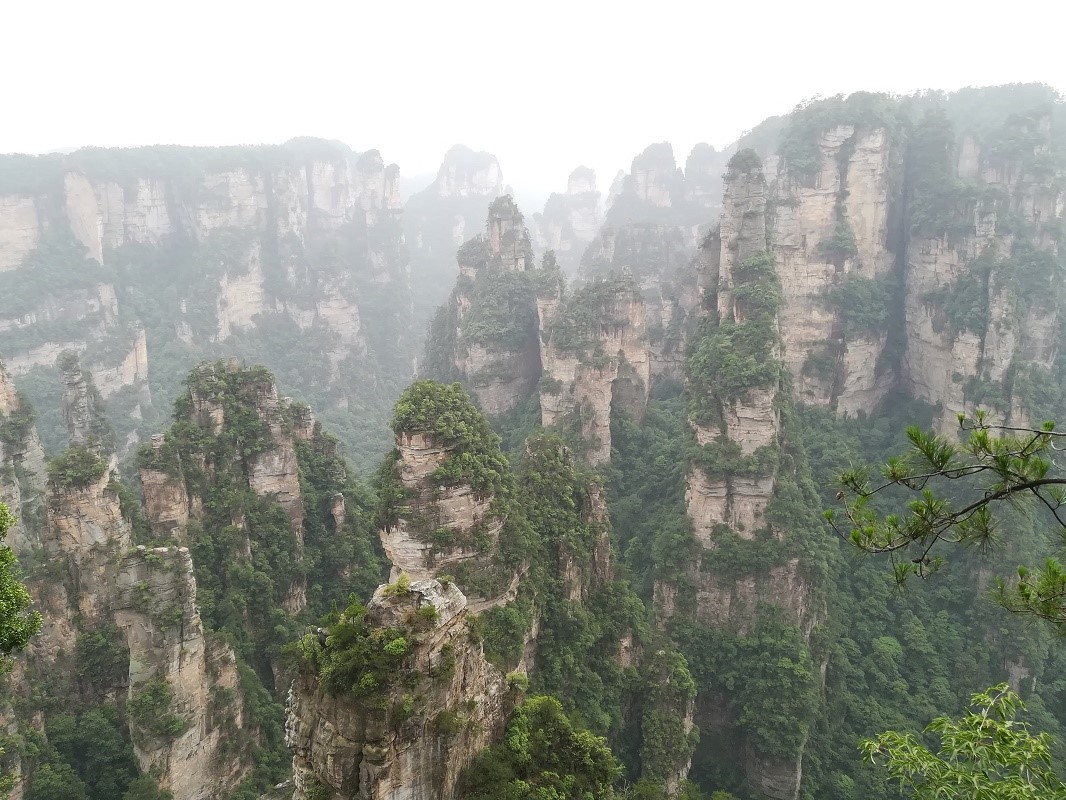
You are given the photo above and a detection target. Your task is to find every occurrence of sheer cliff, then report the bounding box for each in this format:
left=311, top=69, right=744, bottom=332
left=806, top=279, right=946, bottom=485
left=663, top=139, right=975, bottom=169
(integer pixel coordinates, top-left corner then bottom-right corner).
left=0, top=141, right=413, bottom=470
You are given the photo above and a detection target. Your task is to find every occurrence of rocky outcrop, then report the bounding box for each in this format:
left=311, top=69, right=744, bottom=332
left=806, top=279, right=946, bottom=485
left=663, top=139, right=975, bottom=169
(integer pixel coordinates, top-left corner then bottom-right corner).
left=769, top=126, right=901, bottom=413
left=686, top=155, right=779, bottom=550
left=380, top=432, right=510, bottom=601
left=140, top=436, right=191, bottom=541
left=668, top=152, right=821, bottom=800
left=0, top=140, right=413, bottom=472
left=0, top=196, right=39, bottom=271
left=114, top=546, right=250, bottom=800
left=537, top=275, right=650, bottom=465
left=165, top=363, right=310, bottom=613
left=93, top=328, right=151, bottom=401
left=684, top=143, right=728, bottom=216
left=59, top=350, right=112, bottom=452
left=287, top=579, right=511, bottom=800
left=432, top=146, right=504, bottom=201
left=244, top=375, right=305, bottom=544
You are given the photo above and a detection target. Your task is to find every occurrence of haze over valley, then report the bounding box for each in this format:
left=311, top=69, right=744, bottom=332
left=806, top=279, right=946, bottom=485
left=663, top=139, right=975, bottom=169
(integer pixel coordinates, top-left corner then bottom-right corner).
left=1, top=5, right=1066, bottom=800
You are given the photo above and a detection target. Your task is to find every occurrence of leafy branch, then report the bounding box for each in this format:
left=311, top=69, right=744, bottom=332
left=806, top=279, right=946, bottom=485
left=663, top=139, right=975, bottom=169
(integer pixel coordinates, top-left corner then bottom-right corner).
left=826, top=410, right=1066, bottom=624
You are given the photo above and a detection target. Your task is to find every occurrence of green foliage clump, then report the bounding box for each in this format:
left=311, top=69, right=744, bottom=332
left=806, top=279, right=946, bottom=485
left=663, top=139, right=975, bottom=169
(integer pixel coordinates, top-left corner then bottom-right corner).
left=818, top=220, right=859, bottom=263
left=687, top=252, right=781, bottom=411
left=725, top=148, right=763, bottom=178
left=390, top=381, right=510, bottom=495
left=0, top=503, right=40, bottom=657
left=639, top=650, right=698, bottom=785
left=46, top=446, right=108, bottom=489
left=463, top=696, right=621, bottom=800
left=294, top=597, right=411, bottom=697
left=459, top=270, right=541, bottom=352
left=126, top=678, right=187, bottom=740
left=689, top=436, right=779, bottom=481
left=0, top=398, right=35, bottom=450
left=26, top=762, right=88, bottom=800
left=471, top=596, right=535, bottom=672
left=546, top=275, right=640, bottom=359
left=676, top=613, right=819, bottom=761
left=826, top=274, right=895, bottom=337
left=905, top=109, right=990, bottom=238
left=41, top=707, right=141, bottom=800
left=863, top=684, right=1066, bottom=799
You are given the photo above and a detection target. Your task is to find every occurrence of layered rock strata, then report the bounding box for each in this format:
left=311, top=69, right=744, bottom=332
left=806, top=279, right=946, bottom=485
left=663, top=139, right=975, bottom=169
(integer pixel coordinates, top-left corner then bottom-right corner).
left=379, top=430, right=513, bottom=606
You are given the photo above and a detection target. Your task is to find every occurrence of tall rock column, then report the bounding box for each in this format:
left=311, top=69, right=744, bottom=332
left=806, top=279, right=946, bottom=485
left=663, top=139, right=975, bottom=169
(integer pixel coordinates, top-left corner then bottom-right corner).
left=287, top=383, right=522, bottom=800
left=377, top=381, right=522, bottom=607
left=287, top=579, right=512, bottom=800
left=58, top=350, right=114, bottom=455
left=685, top=151, right=779, bottom=544
left=45, top=465, right=130, bottom=624
left=666, top=150, right=825, bottom=800
left=421, top=197, right=544, bottom=416
left=114, top=546, right=250, bottom=800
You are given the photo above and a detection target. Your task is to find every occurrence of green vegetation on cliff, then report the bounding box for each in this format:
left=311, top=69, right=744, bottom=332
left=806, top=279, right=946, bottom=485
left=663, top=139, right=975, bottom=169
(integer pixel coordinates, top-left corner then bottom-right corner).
left=687, top=251, right=781, bottom=420
left=463, top=696, right=621, bottom=800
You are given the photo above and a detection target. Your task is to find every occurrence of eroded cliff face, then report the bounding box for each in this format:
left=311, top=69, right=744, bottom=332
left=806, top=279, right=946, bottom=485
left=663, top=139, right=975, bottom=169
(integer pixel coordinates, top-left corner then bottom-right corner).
left=0, top=140, right=413, bottom=469
left=768, top=125, right=902, bottom=413
left=114, top=546, right=250, bottom=800
left=144, top=362, right=311, bottom=614
left=287, top=580, right=511, bottom=800
left=665, top=153, right=823, bottom=800
left=45, top=469, right=131, bottom=623
left=537, top=276, right=650, bottom=465
left=901, top=115, right=1064, bottom=430
left=379, top=430, right=516, bottom=608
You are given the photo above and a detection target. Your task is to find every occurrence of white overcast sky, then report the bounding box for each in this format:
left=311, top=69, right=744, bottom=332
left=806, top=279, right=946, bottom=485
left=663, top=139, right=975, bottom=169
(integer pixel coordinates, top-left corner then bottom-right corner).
left=4, top=0, right=1065, bottom=201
